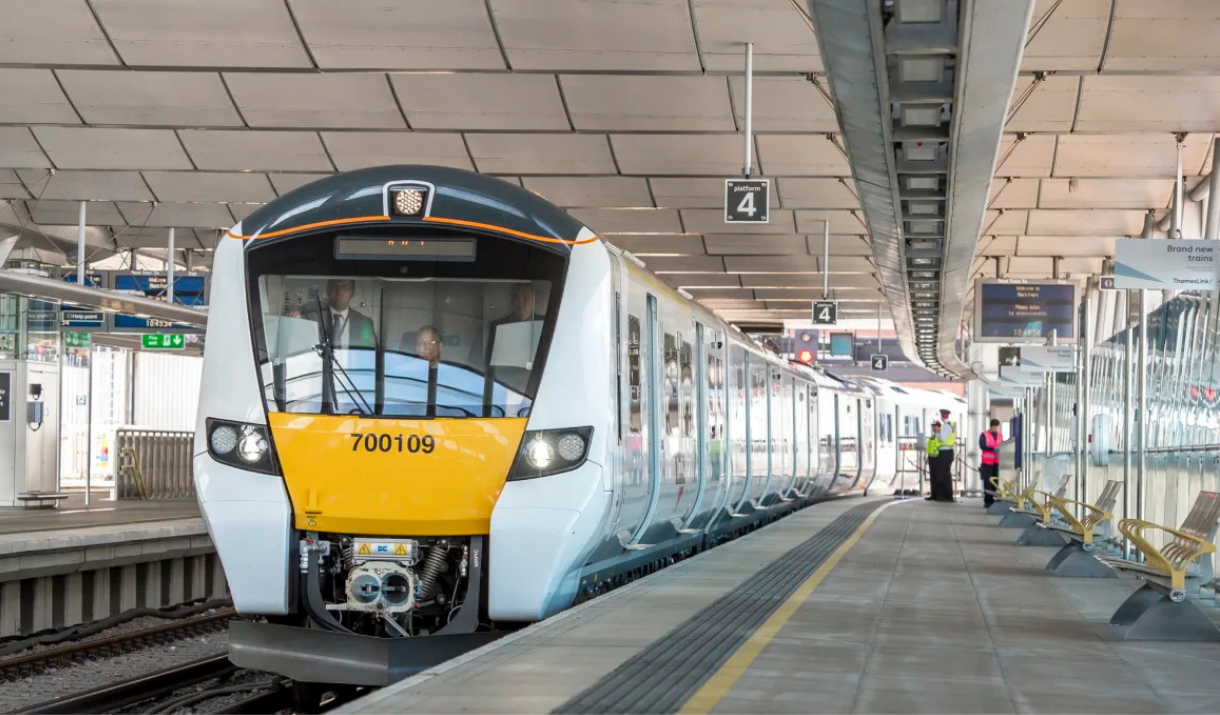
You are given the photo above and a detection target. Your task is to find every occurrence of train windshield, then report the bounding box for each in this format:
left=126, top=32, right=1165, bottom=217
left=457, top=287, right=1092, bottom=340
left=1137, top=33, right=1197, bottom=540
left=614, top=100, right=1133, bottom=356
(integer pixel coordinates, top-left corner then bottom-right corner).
left=246, top=231, right=567, bottom=418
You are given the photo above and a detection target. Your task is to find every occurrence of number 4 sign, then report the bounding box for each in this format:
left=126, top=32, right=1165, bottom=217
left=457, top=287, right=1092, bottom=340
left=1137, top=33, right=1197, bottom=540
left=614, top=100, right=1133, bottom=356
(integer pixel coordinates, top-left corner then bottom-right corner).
left=725, top=179, right=770, bottom=223
left=812, top=300, right=837, bottom=325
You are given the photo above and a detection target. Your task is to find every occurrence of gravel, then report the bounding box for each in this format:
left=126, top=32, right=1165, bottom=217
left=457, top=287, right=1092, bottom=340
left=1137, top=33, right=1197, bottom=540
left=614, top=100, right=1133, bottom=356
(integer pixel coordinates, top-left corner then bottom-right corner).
left=0, top=607, right=229, bottom=664
left=0, top=631, right=230, bottom=714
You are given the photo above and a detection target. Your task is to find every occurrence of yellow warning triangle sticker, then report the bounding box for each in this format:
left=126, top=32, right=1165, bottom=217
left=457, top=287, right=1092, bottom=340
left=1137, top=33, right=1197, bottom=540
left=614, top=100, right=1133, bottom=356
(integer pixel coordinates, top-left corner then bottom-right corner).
left=394, top=543, right=407, bottom=556
left=357, top=543, right=370, bottom=555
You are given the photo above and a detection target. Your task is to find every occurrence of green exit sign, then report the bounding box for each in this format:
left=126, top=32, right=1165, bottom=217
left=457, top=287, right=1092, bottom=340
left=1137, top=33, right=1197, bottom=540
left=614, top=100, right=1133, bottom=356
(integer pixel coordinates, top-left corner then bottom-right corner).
left=64, top=332, right=92, bottom=349
left=142, top=333, right=185, bottom=350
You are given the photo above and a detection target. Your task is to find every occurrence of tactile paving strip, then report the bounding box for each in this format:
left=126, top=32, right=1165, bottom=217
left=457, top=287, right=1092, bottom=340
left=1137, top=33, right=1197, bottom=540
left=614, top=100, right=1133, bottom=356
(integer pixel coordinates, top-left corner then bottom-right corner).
left=553, top=499, right=888, bottom=714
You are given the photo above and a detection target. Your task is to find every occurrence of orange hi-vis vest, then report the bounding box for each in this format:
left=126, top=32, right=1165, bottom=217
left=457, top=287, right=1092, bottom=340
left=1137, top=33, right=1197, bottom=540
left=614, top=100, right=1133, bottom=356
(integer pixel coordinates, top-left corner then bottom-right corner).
left=981, top=431, right=1000, bottom=466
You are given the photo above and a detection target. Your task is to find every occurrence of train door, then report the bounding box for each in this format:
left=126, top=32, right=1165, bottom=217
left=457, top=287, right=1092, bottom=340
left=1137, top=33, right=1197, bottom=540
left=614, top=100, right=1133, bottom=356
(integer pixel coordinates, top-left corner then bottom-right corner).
left=616, top=290, right=653, bottom=548
left=774, top=373, right=796, bottom=500
left=646, top=309, right=697, bottom=540
left=746, top=359, right=770, bottom=509
left=858, top=398, right=876, bottom=491
left=872, top=397, right=898, bottom=493
left=793, top=381, right=810, bottom=497
left=691, top=324, right=726, bottom=529
left=837, top=396, right=859, bottom=489
left=816, top=387, right=834, bottom=494
left=726, top=344, right=750, bottom=516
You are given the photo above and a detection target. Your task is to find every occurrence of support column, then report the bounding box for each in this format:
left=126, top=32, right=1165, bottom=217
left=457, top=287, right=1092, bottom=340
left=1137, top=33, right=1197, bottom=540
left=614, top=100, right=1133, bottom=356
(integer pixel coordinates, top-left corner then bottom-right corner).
left=1080, top=288, right=1093, bottom=504
left=76, top=201, right=86, bottom=285
left=1207, top=137, right=1220, bottom=241
left=166, top=228, right=175, bottom=303
left=967, top=377, right=989, bottom=496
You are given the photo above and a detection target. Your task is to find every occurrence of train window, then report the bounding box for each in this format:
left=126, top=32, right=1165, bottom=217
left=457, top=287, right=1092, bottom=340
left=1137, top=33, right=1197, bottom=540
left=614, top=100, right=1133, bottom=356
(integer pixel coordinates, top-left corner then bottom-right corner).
left=681, top=340, right=694, bottom=438
left=628, top=315, right=642, bottom=435
left=664, top=332, right=679, bottom=435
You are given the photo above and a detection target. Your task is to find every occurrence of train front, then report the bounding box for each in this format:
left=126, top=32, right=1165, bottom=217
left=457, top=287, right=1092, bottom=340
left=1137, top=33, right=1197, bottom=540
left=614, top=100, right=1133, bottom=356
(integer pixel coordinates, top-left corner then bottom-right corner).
left=192, top=166, right=604, bottom=685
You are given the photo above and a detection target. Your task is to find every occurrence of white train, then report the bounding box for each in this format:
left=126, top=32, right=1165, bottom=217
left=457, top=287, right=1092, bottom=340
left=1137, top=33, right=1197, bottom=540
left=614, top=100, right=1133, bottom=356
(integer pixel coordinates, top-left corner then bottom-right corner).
left=192, top=166, right=965, bottom=691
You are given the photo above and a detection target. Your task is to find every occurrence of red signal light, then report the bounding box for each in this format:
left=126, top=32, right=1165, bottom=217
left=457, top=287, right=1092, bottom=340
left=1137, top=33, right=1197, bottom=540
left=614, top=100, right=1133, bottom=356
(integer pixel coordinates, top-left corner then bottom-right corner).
left=798, top=349, right=813, bottom=364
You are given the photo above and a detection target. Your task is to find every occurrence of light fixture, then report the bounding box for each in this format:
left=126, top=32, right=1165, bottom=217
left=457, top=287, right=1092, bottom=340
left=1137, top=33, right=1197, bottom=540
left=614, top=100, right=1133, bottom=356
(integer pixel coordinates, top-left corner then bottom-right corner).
left=906, top=176, right=939, bottom=191
left=391, top=188, right=425, bottom=216
left=903, top=142, right=938, bottom=162
left=901, top=104, right=943, bottom=127
left=896, top=0, right=946, bottom=23
left=899, top=56, right=945, bottom=83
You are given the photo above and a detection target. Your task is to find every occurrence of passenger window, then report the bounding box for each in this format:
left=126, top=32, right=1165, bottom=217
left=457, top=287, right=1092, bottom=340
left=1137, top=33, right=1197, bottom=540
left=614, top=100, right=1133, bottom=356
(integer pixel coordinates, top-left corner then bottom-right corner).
left=664, top=333, right=679, bottom=435
left=681, top=340, right=694, bottom=438
left=628, top=316, right=642, bottom=434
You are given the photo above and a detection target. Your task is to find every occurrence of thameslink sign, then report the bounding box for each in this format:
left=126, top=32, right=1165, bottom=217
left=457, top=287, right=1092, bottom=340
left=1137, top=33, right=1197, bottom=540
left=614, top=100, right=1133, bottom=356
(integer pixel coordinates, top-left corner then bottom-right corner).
left=1113, top=239, right=1220, bottom=291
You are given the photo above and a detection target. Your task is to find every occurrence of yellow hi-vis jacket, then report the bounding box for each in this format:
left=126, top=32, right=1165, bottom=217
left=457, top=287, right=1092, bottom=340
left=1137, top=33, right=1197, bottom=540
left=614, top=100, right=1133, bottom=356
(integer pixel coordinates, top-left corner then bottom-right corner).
left=926, top=435, right=942, bottom=458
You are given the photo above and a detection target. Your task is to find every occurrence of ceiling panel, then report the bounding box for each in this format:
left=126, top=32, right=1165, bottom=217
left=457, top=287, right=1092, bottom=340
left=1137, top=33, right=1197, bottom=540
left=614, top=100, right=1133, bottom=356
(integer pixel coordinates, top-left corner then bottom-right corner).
left=994, top=134, right=1056, bottom=178
left=820, top=256, right=875, bottom=273
left=611, top=135, right=742, bottom=176
left=566, top=208, right=682, bottom=235
left=692, top=0, right=821, bottom=72
left=143, top=171, right=277, bottom=203
left=521, top=176, right=652, bottom=208
left=268, top=173, right=331, bottom=195
left=1019, top=0, right=1109, bottom=71
left=30, top=200, right=124, bottom=226
left=1016, top=236, right=1117, bottom=257
left=288, top=0, right=505, bottom=70
left=983, top=209, right=1029, bottom=234
left=0, top=129, right=50, bottom=169
left=1007, top=256, right=1103, bottom=274
left=224, top=73, right=405, bottom=129
left=682, top=208, right=796, bottom=234
left=723, top=255, right=817, bottom=273
left=33, top=127, right=193, bottom=170
left=680, top=288, right=755, bottom=301
left=1025, top=209, right=1147, bottom=236
left=1075, top=76, right=1220, bottom=132
left=227, top=204, right=264, bottom=222
left=649, top=177, right=778, bottom=209
left=818, top=235, right=873, bottom=255
left=0, top=170, right=27, bottom=200
left=321, top=132, right=472, bottom=172
left=0, top=69, right=78, bottom=124
left=671, top=274, right=742, bottom=288
left=756, top=135, right=850, bottom=176
left=739, top=272, right=876, bottom=289
left=1005, top=75, right=1079, bottom=132
left=488, top=0, right=700, bottom=71
left=179, top=130, right=333, bottom=172
left=111, top=226, right=207, bottom=249
left=700, top=299, right=766, bottom=310
left=1052, top=134, right=1212, bottom=178
left=559, top=75, right=733, bottom=131
left=391, top=73, right=568, bottom=131
left=794, top=209, right=866, bottom=234
left=703, top=235, right=808, bottom=255
left=778, top=178, right=860, bottom=209
left=727, top=77, right=836, bottom=132
left=605, top=234, right=705, bottom=255
left=117, top=201, right=236, bottom=228
left=17, top=170, right=153, bottom=201
left=988, top=178, right=1040, bottom=209
left=466, top=133, right=615, bottom=174
left=977, top=236, right=1018, bottom=255
left=57, top=70, right=242, bottom=127
left=1038, top=178, right=1173, bottom=209
left=0, top=0, right=119, bottom=66
left=92, top=0, right=311, bottom=68
left=1106, top=0, right=1220, bottom=72
left=638, top=255, right=726, bottom=273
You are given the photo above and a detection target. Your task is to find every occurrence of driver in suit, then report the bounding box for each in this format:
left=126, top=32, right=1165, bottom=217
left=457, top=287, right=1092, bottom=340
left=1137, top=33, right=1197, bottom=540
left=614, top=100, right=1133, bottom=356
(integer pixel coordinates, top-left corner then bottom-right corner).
left=294, top=279, right=376, bottom=349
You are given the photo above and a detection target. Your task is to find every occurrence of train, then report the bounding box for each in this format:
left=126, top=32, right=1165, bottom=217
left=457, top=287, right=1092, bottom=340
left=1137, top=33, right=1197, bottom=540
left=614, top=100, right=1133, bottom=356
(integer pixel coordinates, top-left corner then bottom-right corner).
left=191, top=166, right=966, bottom=693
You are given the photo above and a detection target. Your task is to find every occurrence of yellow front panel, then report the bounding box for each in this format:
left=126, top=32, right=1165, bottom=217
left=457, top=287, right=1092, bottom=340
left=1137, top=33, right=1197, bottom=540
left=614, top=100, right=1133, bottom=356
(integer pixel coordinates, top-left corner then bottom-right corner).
left=268, top=414, right=527, bottom=536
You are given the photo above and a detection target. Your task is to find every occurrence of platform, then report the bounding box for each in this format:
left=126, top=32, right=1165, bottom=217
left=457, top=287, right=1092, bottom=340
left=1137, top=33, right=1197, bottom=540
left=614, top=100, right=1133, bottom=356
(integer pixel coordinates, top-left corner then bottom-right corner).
left=0, top=496, right=198, bottom=535
left=341, top=497, right=1220, bottom=715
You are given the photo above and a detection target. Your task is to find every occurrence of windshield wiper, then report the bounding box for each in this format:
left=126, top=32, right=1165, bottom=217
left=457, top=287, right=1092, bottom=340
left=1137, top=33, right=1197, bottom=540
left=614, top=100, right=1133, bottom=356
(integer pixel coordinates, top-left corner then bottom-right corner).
left=313, top=294, right=372, bottom=416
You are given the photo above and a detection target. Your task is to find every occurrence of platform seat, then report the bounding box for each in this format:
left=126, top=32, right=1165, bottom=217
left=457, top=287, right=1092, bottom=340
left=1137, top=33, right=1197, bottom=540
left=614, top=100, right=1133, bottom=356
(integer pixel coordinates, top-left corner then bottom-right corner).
left=16, top=492, right=70, bottom=509
left=986, top=475, right=1022, bottom=516
left=1094, top=490, right=1220, bottom=641
left=1039, top=479, right=1123, bottom=579
left=1010, top=473, right=1073, bottom=542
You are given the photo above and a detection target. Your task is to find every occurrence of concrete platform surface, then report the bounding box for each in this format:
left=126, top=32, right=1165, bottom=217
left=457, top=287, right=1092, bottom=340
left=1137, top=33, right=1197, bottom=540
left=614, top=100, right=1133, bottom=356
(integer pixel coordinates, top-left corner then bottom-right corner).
left=340, top=498, right=1220, bottom=715
left=0, top=497, right=198, bottom=535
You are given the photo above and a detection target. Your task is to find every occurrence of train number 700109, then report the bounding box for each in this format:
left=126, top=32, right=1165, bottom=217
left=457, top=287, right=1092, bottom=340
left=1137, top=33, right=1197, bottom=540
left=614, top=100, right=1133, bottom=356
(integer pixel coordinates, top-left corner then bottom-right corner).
left=349, top=433, right=436, bottom=454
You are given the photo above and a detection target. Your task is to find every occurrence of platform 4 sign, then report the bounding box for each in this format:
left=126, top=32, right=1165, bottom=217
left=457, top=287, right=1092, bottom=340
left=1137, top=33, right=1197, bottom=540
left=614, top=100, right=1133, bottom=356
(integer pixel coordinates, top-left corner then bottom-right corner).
left=870, top=354, right=888, bottom=371
left=811, top=300, right=837, bottom=325
left=724, top=179, right=770, bottom=223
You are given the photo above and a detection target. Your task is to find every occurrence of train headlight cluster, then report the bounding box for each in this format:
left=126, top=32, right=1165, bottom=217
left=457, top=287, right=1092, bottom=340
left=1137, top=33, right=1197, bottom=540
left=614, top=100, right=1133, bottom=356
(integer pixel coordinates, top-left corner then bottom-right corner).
left=206, top=418, right=278, bottom=475
left=391, top=188, right=426, bottom=217
left=510, top=427, right=593, bottom=480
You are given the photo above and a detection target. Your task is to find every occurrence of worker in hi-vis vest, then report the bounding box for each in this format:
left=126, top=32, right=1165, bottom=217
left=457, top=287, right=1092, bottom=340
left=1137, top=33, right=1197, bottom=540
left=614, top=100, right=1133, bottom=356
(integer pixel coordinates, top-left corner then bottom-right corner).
left=930, top=408, right=957, bottom=502
left=980, top=418, right=1002, bottom=508
left=925, top=422, right=943, bottom=501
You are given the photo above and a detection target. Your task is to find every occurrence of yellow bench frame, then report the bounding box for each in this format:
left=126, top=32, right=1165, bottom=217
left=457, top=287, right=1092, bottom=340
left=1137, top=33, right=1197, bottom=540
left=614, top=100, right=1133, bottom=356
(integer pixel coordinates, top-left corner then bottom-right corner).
left=1047, top=494, right=1114, bottom=548
left=1114, top=519, right=1217, bottom=595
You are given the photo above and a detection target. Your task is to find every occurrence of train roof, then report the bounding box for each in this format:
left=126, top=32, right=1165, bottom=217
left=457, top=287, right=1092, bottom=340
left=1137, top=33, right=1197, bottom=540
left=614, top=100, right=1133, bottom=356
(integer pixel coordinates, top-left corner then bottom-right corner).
left=228, top=165, right=589, bottom=249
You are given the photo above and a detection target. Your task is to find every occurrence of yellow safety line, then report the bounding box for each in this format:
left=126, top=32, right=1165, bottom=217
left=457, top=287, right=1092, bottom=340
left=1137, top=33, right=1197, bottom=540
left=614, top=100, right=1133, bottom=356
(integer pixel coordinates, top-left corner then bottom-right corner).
left=678, top=500, right=900, bottom=715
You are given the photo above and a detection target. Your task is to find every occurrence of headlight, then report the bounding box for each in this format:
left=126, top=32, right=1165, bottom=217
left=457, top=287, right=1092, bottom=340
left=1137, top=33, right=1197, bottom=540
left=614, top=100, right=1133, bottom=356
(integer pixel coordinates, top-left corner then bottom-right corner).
left=508, top=427, right=593, bottom=481
left=206, top=418, right=278, bottom=475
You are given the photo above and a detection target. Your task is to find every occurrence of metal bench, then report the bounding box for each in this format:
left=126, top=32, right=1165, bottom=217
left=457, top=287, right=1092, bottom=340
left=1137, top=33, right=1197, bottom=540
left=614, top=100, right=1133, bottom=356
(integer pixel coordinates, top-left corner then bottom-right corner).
left=1012, top=473, right=1073, bottom=546
left=1095, top=490, right=1220, bottom=641
left=1039, top=479, right=1124, bottom=579
left=997, top=473, right=1069, bottom=529
left=986, top=475, right=1022, bottom=516
left=16, top=492, right=70, bottom=509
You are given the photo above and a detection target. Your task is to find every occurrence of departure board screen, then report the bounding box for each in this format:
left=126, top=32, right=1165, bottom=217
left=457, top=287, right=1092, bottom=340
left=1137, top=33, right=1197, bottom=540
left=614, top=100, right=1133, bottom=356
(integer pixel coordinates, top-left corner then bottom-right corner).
left=974, top=280, right=1077, bottom=343
left=335, top=237, right=476, bottom=262
left=111, top=273, right=207, bottom=333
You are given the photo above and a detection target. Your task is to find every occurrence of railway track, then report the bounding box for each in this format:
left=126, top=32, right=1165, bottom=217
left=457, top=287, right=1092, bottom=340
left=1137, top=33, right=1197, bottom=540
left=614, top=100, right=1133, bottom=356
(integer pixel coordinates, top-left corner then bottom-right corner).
left=0, top=610, right=235, bottom=681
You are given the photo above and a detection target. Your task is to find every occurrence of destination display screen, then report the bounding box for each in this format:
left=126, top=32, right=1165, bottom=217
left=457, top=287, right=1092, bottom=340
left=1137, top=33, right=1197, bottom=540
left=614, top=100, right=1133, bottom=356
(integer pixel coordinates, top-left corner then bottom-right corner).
left=112, top=273, right=207, bottom=333
left=975, top=281, right=1076, bottom=343
left=335, top=237, right=477, bottom=262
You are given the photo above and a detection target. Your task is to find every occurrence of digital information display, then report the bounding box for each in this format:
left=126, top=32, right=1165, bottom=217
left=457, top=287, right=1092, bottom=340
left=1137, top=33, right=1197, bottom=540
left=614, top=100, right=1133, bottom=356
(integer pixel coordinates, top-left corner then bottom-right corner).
left=335, top=237, right=476, bottom=262
left=110, top=272, right=207, bottom=333
left=829, top=332, right=855, bottom=357
left=974, top=280, right=1077, bottom=344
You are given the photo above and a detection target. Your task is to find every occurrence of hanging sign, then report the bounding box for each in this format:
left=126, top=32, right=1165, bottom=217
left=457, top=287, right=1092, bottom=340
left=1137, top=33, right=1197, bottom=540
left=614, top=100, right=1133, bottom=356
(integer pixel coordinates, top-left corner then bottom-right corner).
left=1016, top=345, right=1075, bottom=373
left=724, top=179, right=770, bottom=223
left=811, top=300, right=837, bottom=325
left=974, top=279, right=1077, bottom=344
left=999, top=365, right=1041, bottom=387
left=1113, top=239, right=1220, bottom=291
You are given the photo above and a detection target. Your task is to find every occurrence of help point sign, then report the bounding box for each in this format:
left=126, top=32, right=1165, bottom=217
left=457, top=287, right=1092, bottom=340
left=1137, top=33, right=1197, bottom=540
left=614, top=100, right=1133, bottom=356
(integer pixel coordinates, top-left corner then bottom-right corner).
left=1114, top=239, right=1220, bottom=291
